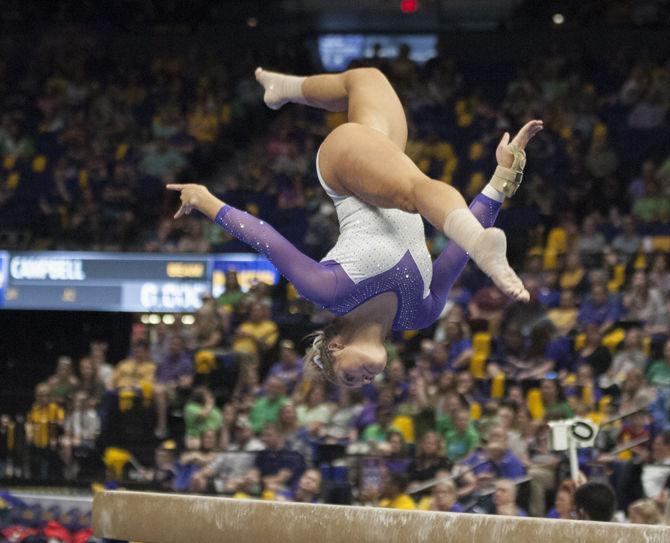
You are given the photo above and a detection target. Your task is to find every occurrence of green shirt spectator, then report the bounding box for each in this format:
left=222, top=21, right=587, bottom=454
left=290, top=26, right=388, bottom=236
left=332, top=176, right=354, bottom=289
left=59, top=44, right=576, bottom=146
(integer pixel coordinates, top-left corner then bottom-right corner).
left=183, top=387, right=223, bottom=439
left=184, top=401, right=223, bottom=438
left=439, top=408, right=480, bottom=461
left=216, top=270, right=245, bottom=310
left=249, top=376, right=288, bottom=433
left=646, top=340, right=670, bottom=387
left=544, top=401, right=574, bottom=420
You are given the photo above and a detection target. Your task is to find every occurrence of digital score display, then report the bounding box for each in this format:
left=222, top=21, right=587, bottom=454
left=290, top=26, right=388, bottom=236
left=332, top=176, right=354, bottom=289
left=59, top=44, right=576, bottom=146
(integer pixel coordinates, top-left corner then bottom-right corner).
left=1, top=251, right=278, bottom=313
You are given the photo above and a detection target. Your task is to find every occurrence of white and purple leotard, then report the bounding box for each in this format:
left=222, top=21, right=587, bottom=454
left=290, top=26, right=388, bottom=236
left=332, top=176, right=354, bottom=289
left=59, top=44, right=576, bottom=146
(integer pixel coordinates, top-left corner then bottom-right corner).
left=215, top=162, right=501, bottom=331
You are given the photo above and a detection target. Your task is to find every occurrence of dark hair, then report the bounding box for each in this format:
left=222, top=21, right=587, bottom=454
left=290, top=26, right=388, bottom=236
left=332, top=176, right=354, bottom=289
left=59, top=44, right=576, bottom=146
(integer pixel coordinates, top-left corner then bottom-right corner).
left=388, top=473, right=409, bottom=492
left=190, top=386, right=211, bottom=405
left=574, top=482, right=616, bottom=521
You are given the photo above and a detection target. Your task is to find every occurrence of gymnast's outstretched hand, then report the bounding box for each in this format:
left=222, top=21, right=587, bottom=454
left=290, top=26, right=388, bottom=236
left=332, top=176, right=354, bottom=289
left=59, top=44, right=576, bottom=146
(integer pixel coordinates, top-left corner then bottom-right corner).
left=167, top=183, right=225, bottom=221
left=496, top=119, right=543, bottom=168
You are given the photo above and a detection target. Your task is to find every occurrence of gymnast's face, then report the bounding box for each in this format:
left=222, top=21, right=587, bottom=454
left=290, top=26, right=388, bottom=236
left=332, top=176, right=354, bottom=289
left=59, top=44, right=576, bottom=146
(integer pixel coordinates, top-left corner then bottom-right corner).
left=329, top=341, right=387, bottom=388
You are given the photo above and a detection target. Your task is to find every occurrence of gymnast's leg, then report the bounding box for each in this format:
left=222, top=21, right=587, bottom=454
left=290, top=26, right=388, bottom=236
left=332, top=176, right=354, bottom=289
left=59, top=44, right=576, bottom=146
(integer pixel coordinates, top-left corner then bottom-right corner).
left=255, top=67, right=537, bottom=300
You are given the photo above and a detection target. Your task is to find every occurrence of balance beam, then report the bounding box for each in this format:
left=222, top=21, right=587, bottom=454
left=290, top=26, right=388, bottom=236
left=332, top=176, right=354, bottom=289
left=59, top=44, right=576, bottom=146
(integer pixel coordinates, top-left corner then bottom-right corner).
left=93, top=490, right=670, bottom=543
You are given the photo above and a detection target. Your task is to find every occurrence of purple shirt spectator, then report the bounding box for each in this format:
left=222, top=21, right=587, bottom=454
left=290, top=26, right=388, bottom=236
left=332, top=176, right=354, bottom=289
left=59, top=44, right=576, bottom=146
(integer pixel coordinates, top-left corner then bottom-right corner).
left=464, top=448, right=526, bottom=479
left=156, top=336, right=193, bottom=384
left=577, top=285, right=621, bottom=327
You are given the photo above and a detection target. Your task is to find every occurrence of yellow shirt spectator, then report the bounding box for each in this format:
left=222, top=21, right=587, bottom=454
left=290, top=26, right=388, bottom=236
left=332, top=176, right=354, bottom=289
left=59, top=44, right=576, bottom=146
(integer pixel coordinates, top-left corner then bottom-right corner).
left=113, top=358, right=156, bottom=388
left=111, top=342, right=156, bottom=389
left=379, top=494, right=416, bottom=510
left=232, top=303, right=279, bottom=356
left=28, top=401, right=64, bottom=449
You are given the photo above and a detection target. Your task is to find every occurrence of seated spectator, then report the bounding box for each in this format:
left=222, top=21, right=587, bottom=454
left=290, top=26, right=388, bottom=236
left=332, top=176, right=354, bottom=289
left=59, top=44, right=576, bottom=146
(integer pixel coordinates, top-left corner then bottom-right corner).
left=266, top=340, right=303, bottom=394
left=577, top=324, right=612, bottom=378
left=628, top=498, right=662, bottom=525
left=465, top=426, right=526, bottom=487
left=427, top=480, right=464, bottom=513
left=600, top=328, right=648, bottom=390
left=191, top=415, right=264, bottom=494
left=578, top=283, right=621, bottom=335
left=547, top=289, right=578, bottom=336
left=488, top=324, right=525, bottom=378
left=296, top=382, right=334, bottom=427
left=538, top=270, right=561, bottom=309
left=216, top=270, right=245, bottom=314
left=324, top=389, right=364, bottom=442
left=190, top=294, right=224, bottom=349
left=275, top=468, right=322, bottom=503
left=59, top=391, right=99, bottom=480
left=76, top=357, right=105, bottom=406
left=432, top=372, right=458, bottom=420
left=397, top=378, right=433, bottom=445
left=249, top=376, right=288, bottom=434
left=646, top=338, right=670, bottom=387
left=379, top=472, right=416, bottom=510
left=574, top=481, right=616, bottom=521
left=540, top=378, right=573, bottom=420
left=641, top=431, right=670, bottom=505
left=177, top=429, right=220, bottom=491
left=362, top=406, right=401, bottom=449
left=440, top=408, right=480, bottom=462
left=455, top=371, right=485, bottom=406
left=559, top=252, right=587, bottom=295
left=250, top=423, right=306, bottom=495
left=355, top=384, right=395, bottom=431
left=381, top=430, right=411, bottom=474
left=46, top=356, right=80, bottom=405
left=407, top=431, right=451, bottom=493
left=546, top=480, right=577, bottom=519
left=183, top=387, right=223, bottom=448
left=111, top=340, right=156, bottom=389
left=623, top=270, right=665, bottom=325
left=611, top=216, right=641, bottom=263
left=232, top=302, right=279, bottom=359
left=136, top=440, right=178, bottom=492
left=495, top=403, right=527, bottom=460
left=619, top=369, right=655, bottom=413
left=231, top=359, right=263, bottom=412
left=526, top=423, right=564, bottom=517
left=576, top=215, right=607, bottom=268
left=649, top=254, right=670, bottom=296
left=154, top=335, right=194, bottom=439
left=277, top=402, right=313, bottom=466
left=433, top=312, right=472, bottom=372
left=493, top=479, right=527, bottom=516
left=386, top=359, right=409, bottom=403
left=89, top=340, right=114, bottom=387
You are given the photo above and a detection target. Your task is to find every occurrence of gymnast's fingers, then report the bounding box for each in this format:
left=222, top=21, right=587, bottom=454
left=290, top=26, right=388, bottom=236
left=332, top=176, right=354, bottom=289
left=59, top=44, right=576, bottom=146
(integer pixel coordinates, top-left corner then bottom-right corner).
left=512, top=120, right=543, bottom=148
left=174, top=204, right=192, bottom=219
left=166, top=184, right=186, bottom=191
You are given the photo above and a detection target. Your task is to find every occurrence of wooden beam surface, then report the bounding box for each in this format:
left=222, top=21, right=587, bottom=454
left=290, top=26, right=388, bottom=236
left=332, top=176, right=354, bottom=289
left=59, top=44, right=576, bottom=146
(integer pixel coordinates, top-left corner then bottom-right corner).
left=93, top=490, right=670, bottom=543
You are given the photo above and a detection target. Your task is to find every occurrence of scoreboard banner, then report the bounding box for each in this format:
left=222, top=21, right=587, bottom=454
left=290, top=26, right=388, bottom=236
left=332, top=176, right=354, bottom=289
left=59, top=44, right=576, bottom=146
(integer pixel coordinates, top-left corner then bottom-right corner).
left=0, top=251, right=8, bottom=309
left=1, top=251, right=278, bottom=313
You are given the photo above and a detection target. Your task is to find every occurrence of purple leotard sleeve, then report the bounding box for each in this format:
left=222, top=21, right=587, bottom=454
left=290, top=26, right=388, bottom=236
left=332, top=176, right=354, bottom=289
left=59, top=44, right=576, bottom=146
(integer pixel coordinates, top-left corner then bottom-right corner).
left=215, top=205, right=350, bottom=306
left=416, top=193, right=502, bottom=328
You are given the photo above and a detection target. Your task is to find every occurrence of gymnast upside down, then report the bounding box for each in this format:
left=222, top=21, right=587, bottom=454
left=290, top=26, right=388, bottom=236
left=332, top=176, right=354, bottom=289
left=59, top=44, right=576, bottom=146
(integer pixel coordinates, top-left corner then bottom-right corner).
left=168, top=66, right=543, bottom=387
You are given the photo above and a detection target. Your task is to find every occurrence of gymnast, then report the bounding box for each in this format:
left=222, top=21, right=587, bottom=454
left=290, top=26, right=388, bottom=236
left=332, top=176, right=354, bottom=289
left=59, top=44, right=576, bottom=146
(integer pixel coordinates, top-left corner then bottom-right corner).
left=168, top=66, right=543, bottom=387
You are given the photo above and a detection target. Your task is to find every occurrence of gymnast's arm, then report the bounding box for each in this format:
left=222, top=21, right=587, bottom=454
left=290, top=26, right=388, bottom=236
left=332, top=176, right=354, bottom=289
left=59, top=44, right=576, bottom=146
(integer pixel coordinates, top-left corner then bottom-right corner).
left=166, top=183, right=341, bottom=307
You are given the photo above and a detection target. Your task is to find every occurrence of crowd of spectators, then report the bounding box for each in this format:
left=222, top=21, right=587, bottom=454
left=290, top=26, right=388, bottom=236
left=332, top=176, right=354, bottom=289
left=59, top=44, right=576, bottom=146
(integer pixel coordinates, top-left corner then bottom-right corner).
left=1, top=16, right=670, bottom=530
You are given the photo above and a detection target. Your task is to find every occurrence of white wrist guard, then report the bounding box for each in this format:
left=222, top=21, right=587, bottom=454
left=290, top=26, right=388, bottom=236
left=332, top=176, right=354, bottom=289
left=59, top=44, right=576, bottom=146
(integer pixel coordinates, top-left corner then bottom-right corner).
left=491, top=143, right=526, bottom=197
